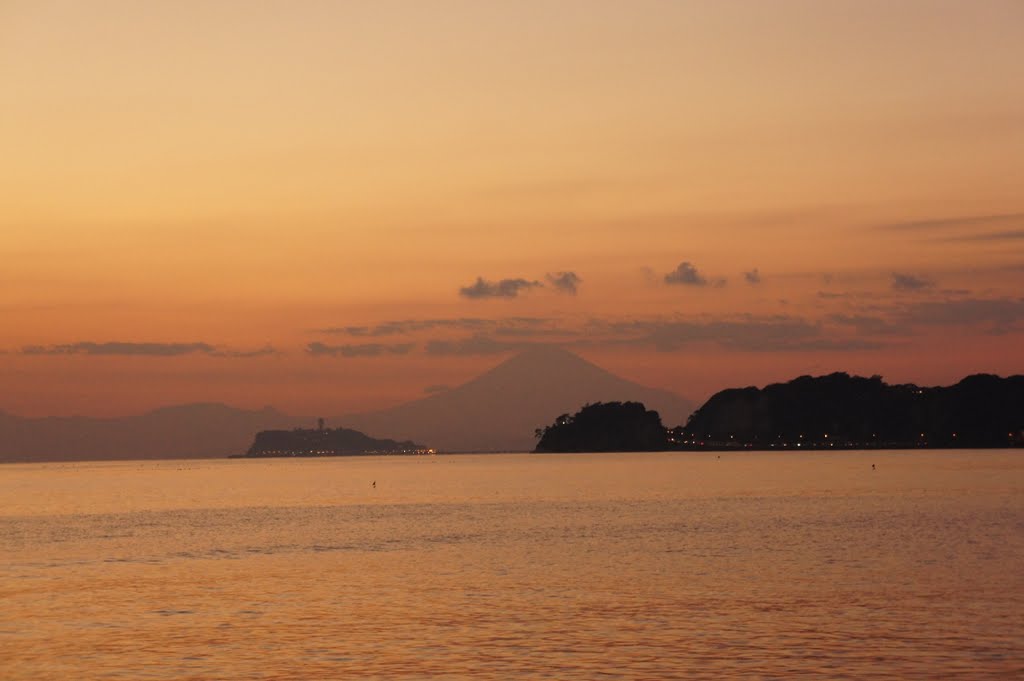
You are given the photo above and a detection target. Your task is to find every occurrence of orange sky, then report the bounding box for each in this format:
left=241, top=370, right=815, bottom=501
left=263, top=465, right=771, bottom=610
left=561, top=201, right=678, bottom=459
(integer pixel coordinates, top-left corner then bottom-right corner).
left=2, top=1, right=1023, bottom=417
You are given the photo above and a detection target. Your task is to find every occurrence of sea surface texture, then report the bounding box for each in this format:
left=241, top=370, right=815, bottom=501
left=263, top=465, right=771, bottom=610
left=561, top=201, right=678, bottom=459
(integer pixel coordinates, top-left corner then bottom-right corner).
left=2, top=451, right=1022, bottom=679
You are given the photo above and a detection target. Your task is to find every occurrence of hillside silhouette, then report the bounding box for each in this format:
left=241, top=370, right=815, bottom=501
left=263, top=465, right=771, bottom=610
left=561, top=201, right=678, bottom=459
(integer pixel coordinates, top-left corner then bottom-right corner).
left=0, top=404, right=300, bottom=463
left=341, top=346, right=695, bottom=452
left=681, top=372, right=1024, bottom=449
left=534, top=402, right=669, bottom=452
left=532, top=373, right=1024, bottom=452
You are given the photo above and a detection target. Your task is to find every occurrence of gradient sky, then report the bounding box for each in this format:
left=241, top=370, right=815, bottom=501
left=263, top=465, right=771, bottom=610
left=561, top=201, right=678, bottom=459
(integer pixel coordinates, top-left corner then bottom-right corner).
left=2, top=0, right=1023, bottom=418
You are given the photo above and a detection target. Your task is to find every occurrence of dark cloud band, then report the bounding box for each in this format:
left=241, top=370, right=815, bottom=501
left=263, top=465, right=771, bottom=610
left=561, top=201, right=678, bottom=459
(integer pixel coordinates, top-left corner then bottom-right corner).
left=459, top=277, right=542, bottom=299
left=316, top=317, right=551, bottom=337
left=21, top=341, right=277, bottom=358
left=23, top=341, right=214, bottom=356
left=307, top=342, right=415, bottom=357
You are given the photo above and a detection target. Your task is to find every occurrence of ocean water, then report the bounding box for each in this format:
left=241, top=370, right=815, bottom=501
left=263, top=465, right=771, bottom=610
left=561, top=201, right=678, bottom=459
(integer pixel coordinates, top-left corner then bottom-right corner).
left=1, top=451, right=1022, bottom=679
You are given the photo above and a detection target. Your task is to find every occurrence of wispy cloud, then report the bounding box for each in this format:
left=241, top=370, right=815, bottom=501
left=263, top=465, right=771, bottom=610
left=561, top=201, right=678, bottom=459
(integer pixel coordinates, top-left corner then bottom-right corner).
left=828, top=314, right=906, bottom=336
left=309, top=296, right=1024, bottom=361
left=933, top=229, right=1024, bottom=243
left=891, top=273, right=934, bottom=291
left=877, top=212, right=1024, bottom=232
left=424, top=335, right=527, bottom=356
left=316, top=317, right=552, bottom=337
left=546, top=271, right=582, bottom=295
left=491, top=324, right=571, bottom=338
left=818, top=295, right=1024, bottom=336
left=21, top=341, right=278, bottom=357
left=897, top=297, right=1024, bottom=334
left=212, top=345, right=279, bottom=358
left=23, top=341, right=212, bottom=356
left=307, top=342, right=415, bottom=357
left=595, top=316, right=883, bottom=352
left=459, top=276, right=542, bottom=299
left=314, top=310, right=904, bottom=358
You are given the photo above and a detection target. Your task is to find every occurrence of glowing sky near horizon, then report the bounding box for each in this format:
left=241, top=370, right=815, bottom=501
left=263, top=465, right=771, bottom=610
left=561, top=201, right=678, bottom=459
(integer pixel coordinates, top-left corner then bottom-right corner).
left=2, top=0, right=1023, bottom=417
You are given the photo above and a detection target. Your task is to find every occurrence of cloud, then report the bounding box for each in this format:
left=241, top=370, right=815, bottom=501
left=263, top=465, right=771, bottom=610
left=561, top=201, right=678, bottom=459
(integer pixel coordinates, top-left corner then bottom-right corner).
left=20, top=341, right=277, bottom=358
left=546, top=271, right=582, bottom=295
left=316, top=317, right=552, bottom=337
left=828, top=314, right=906, bottom=336
left=934, top=229, right=1024, bottom=243
left=664, top=262, right=707, bottom=286
left=307, top=342, right=415, bottom=357
left=743, top=268, right=762, bottom=285
left=897, top=297, right=1024, bottom=334
left=318, top=298, right=1024, bottom=359
left=492, top=324, right=571, bottom=338
left=423, top=335, right=527, bottom=356
left=211, top=345, right=279, bottom=358
left=877, top=212, right=1024, bottom=232
left=22, top=341, right=216, bottom=356
left=891, top=273, right=934, bottom=291
left=459, top=276, right=542, bottom=299
left=821, top=296, right=1024, bottom=337
left=650, top=319, right=817, bottom=351
left=598, top=316, right=883, bottom=352
left=318, top=319, right=487, bottom=336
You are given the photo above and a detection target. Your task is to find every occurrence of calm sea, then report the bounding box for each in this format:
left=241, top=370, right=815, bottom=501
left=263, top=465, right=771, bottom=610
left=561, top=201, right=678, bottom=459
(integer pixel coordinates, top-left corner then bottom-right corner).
left=1, top=451, right=1022, bottom=679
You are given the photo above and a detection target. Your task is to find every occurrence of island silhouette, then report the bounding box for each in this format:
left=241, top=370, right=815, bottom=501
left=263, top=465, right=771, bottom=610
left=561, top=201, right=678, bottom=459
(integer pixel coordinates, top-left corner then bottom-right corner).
left=244, top=419, right=429, bottom=457
left=534, top=372, right=1024, bottom=452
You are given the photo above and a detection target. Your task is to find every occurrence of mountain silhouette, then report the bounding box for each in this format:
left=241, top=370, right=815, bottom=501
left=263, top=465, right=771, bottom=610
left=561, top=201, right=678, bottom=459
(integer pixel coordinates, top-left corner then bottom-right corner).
left=0, top=347, right=693, bottom=461
left=340, top=346, right=695, bottom=452
left=0, top=403, right=301, bottom=462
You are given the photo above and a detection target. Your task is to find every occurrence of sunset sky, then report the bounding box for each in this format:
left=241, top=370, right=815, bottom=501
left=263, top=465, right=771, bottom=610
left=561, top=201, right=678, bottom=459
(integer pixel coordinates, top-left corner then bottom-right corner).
left=2, top=0, right=1023, bottom=418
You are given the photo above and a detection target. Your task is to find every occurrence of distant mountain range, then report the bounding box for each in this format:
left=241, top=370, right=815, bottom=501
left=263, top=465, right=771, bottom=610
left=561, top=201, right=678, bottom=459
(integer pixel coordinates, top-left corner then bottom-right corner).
left=340, top=346, right=695, bottom=452
left=4, top=358, right=1020, bottom=462
left=0, top=404, right=300, bottom=463
left=0, top=347, right=694, bottom=461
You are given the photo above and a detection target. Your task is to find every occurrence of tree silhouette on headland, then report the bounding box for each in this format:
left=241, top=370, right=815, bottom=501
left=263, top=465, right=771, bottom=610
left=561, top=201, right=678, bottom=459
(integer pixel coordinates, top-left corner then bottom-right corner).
left=534, top=402, right=669, bottom=452
left=681, top=372, right=1024, bottom=449
left=533, top=373, right=1023, bottom=452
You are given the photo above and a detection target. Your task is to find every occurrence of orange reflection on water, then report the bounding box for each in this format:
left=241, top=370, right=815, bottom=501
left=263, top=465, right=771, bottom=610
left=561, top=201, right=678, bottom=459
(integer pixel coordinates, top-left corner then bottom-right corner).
left=2, top=451, right=1022, bottom=679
